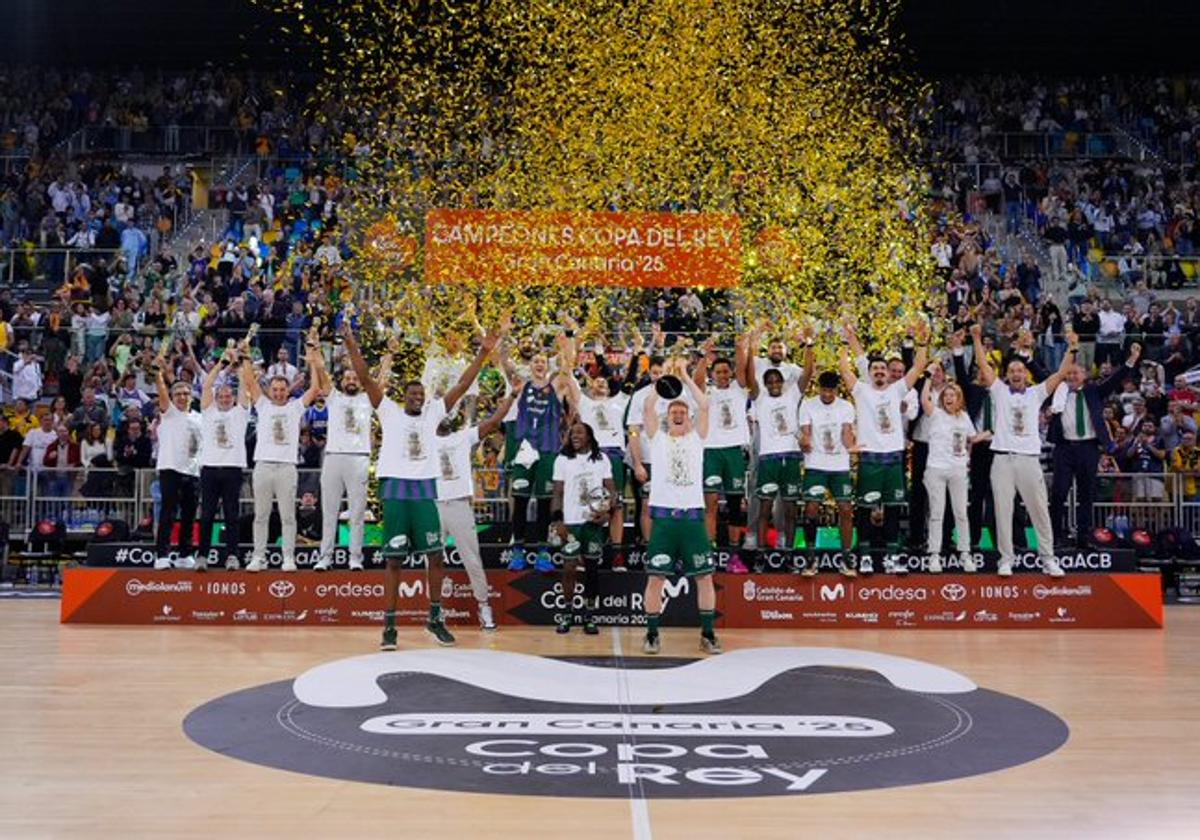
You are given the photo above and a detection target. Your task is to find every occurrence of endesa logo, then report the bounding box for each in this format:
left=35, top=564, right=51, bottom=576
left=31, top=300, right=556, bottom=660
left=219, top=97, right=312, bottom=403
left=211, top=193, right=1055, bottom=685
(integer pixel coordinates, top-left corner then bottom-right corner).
left=184, top=648, right=1069, bottom=799
left=856, top=585, right=928, bottom=602
left=314, top=582, right=393, bottom=599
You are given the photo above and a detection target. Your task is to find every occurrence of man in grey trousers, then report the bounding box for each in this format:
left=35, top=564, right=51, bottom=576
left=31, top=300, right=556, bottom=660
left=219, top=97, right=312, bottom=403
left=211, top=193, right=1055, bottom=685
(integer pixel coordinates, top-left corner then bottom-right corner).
left=970, top=323, right=1073, bottom=578
left=312, top=352, right=378, bottom=572
left=242, top=337, right=323, bottom=573
left=434, top=385, right=518, bottom=630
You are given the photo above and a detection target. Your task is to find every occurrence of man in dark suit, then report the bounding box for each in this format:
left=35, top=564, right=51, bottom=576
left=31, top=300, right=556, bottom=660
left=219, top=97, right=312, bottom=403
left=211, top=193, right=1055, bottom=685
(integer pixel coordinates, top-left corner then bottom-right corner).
left=1049, top=340, right=1142, bottom=548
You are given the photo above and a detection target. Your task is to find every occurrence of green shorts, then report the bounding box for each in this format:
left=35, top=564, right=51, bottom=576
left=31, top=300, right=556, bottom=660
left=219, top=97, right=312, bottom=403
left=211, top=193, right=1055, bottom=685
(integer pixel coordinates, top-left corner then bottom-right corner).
left=756, top=454, right=803, bottom=500
left=802, top=469, right=854, bottom=502
left=510, top=452, right=556, bottom=498
left=856, top=457, right=906, bottom=506
left=645, top=512, right=714, bottom=577
left=563, top=522, right=606, bottom=560
left=603, top=449, right=626, bottom=494
left=703, top=446, right=747, bottom=496
left=381, top=498, right=443, bottom=556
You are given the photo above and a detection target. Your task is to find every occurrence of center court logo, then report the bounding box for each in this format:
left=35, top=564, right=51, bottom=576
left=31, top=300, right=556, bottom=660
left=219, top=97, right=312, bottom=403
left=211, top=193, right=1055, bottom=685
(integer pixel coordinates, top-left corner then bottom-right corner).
left=184, top=647, right=1068, bottom=798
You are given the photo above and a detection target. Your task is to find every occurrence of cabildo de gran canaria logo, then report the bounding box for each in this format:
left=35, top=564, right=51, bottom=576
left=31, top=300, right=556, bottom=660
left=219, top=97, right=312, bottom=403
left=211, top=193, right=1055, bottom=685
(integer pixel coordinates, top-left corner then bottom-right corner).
left=183, top=648, right=1068, bottom=798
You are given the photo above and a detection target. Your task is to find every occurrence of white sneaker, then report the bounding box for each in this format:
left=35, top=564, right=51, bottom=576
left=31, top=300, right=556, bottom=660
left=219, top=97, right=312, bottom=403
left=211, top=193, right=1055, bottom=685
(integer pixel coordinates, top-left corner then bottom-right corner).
left=1043, top=557, right=1065, bottom=578
left=174, top=555, right=198, bottom=571
left=245, top=557, right=266, bottom=573
left=313, top=556, right=333, bottom=572
left=997, top=559, right=1014, bottom=577
left=959, top=552, right=978, bottom=573
left=348, top=557, right=364, bottom=571
left=280, top=557, right=298, bottom=573
left=225, top=556, right=241, bottom=571
left=884, top=556, right=909, bottom=576
left=153, top=555, right=173, bottom=570
left=479, top=603, right=497, bottom=631
left=927, top=555, right=943, bottom=574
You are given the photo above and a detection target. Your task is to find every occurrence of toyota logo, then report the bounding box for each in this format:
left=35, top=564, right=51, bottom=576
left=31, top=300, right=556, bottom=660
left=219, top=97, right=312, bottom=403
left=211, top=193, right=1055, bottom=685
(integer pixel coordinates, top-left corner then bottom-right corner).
left=269, top=580, right=297, bottom=599
left=940, top=583, right=967, bottom=602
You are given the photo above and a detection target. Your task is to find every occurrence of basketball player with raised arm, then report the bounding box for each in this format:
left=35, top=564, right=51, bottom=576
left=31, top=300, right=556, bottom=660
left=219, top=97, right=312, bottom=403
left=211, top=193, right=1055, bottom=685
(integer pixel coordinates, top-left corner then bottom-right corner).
left=640, top=357, right=719, bottom=655
left=341, top=321, right=501, bottom=650
left=692, top=333, right=752, bottom=566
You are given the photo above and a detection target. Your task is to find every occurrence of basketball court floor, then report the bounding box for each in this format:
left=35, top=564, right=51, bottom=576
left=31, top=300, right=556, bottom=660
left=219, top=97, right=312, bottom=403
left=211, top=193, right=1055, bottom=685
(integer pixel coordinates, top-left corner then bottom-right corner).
left=3, top=599, right=1198, bottom=839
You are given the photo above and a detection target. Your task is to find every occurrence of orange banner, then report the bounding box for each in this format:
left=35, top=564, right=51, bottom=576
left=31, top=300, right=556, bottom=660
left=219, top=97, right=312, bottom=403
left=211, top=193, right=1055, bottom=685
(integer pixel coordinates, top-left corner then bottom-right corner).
left=424, top=209, right=742, bottom=288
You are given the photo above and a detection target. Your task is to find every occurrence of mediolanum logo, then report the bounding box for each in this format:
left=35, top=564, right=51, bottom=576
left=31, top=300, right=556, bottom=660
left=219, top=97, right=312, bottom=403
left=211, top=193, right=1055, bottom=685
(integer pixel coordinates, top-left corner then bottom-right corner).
left=184, top=647, right=1069, bottom=798
left=125, top=579, right=194, bottom=597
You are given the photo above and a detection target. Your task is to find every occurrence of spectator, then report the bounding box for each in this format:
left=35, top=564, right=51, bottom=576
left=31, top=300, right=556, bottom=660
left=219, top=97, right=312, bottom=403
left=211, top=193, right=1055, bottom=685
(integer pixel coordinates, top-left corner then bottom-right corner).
left=13, top=345, right=43, bottom=401
left=1171, top=429, right=1200, bottom=501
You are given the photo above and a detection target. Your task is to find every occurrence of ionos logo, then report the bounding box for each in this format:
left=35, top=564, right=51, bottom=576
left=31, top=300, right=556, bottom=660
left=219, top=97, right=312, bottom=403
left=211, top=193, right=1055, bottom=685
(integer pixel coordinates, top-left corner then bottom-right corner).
left=185, top=647, right=1069, bottom=798
left=268, top=580, right=297, bottom=599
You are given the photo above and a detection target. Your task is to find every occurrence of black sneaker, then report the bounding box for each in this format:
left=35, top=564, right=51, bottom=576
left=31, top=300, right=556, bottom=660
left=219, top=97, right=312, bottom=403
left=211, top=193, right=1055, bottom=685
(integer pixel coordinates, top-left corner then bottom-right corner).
left=583, top=612, right=599, bottom=635
left=643, top=633, right=661, bottom=654
left=380, top=626, right=398, bottom=651
left=426, top=620, right=456, bottom=646
left=556, top=615, right=571, bottom=634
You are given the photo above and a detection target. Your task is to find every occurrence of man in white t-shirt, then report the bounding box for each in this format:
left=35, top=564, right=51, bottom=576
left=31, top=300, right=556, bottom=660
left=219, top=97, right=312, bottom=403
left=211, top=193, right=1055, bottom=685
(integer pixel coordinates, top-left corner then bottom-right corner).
left=152, top=363, right=203, bottom=570
left=639, top=358, right=720, bottom=656
left=692, top=335, right=752, bottom=568
left=550, top=420, right=618, bottom=635
left=19, top=413, right=57, bottom=472
left=312, top=354, right=378, bottom=573
left=751, top=366, right=804, bottom=558
left=433, top=387, right=517, bottom=632
left=198, top=344, right=250, bottom=570
left=265, top=346, right=300, bottom=389
left=563, top=370, right=630, bottom=568
left=839, top=323, right=929, bottom=575
left=798, top=371, right=858, bottom=578
left=342, top=321, right=501, bottom=651
left=241, top=339, right=323, bottom=573
left=971, top=323, right=1072, bottom=577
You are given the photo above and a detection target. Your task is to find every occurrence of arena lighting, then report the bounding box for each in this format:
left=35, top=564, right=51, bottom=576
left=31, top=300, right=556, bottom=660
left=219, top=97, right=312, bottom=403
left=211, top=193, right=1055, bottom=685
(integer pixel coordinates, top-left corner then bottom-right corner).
left=1130, top=529, right=1156, bottom=555
left=29, top=519, right=66, bottom=554
left=1091, top=527, right=1117, bottom=547
left=93, top=519, right=130, bottom=543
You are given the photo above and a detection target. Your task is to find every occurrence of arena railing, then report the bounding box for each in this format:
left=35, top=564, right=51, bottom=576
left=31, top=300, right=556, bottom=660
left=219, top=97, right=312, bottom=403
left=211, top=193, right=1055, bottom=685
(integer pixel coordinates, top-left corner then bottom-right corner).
left=1, top=466, right=1192, bottom=548
left=1094, top=253, right=1200, bottom=287
left=1, top=248, right=124, bottom=295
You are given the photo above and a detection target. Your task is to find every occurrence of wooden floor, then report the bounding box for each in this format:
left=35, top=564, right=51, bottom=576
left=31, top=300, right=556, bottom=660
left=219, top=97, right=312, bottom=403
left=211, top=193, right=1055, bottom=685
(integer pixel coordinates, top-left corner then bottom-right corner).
left=3, top=601, right=1199, bottom=840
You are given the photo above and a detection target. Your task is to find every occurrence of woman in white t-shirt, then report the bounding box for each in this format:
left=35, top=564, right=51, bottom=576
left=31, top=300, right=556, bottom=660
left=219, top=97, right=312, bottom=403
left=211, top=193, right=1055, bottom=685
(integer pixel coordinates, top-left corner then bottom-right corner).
left=920, top=380, right=989, bottom=573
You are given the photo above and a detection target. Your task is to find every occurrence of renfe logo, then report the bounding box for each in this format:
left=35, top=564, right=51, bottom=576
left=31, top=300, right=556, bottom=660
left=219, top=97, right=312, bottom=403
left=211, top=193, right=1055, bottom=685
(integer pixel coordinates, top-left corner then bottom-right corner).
left=184, top=647, right=1068, bottom=798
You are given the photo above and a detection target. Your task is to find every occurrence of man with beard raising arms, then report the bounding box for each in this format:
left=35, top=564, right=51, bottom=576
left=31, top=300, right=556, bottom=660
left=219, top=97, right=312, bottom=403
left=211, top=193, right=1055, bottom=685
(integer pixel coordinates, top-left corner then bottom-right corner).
left=839, top=321, right=930, bottom=575
left=342, top=321, right=503, bottom=650
left=312, top=341, right=377, bottom=572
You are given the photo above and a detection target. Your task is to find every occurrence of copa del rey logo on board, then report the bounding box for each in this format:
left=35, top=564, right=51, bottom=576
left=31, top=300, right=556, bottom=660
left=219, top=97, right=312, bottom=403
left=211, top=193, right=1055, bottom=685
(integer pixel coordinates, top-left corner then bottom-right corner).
left=184, top=648, right=1069, bottom=798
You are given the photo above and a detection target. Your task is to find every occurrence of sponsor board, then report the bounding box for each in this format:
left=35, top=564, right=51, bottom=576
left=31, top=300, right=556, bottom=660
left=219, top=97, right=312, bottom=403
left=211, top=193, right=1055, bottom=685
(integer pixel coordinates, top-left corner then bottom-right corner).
left=183, top=648, right=1069, bottom=797
left=61, top=569, right=1164, bottom=628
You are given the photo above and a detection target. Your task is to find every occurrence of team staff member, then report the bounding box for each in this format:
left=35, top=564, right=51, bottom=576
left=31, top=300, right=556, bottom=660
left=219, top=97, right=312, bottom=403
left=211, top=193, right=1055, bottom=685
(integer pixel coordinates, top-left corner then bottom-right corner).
left=797, top=371, right=858, bottom=577
left=242, top=337, right=323, bottom=573
left=971, top=323, right=1073, bottom=578
left=343, top=321, right=501, bottom=650
left=312, top=348, right=377, bottom=573
left=197, top=343, right=250, bottom=571
left=639, top=358, right=720, bottom=655
left=919, top=379, right=987, bottom=573
left=152, top=355, right=202, bottom=571
left=839, top=322, right=929, bottom=575
left=434, top=386, right=519, bottom=632
left=550, top=421, right=617, bottom=635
